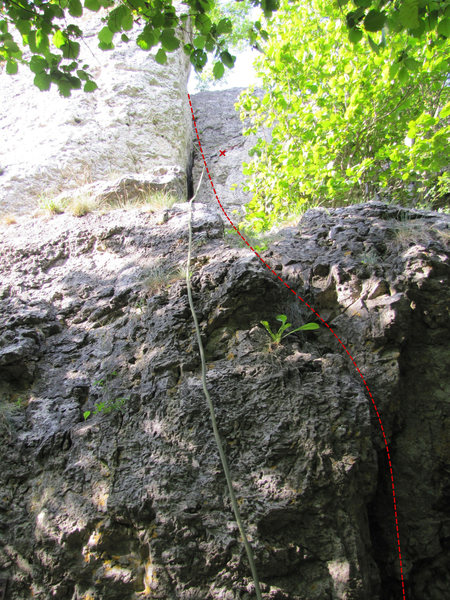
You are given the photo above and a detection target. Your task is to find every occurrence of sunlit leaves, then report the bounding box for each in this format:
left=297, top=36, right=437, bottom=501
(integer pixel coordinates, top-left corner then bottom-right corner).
left=30, top=55, right=48, bottom=73
left=236, top=0, right=449, bottom=231
left=62, top=41, right=80, bottom=59
left=53, top=30, right=67, bottom=49
left=137, top=25, right=157, bottom=50
left=98, top=26, right=113, bottom=45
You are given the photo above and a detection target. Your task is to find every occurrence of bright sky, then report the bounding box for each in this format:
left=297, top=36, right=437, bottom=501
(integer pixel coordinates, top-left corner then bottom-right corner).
left=187, top=47, right=262, bottom=93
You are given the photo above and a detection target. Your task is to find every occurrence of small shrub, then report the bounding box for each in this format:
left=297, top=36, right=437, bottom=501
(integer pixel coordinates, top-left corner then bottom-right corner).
left=69, top=195, right=99, bottom=217
left=38, top=194, right=68, bottom=215
left=83, top=397, right=127, bottom=421
left=141, top=261, right=185, bottom=294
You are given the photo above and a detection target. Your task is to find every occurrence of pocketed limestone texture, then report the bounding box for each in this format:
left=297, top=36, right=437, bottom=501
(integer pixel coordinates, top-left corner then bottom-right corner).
left=0, top=202, right=448, bottom=599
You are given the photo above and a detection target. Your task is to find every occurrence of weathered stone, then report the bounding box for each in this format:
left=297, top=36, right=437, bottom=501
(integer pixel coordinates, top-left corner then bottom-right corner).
left=52, top=165, right=187, bottom=206
left=0, top=9, right=192, bottom=215
left=0, top=201, right=448, bottom=599
left=190, top=87, right=266, bottom=222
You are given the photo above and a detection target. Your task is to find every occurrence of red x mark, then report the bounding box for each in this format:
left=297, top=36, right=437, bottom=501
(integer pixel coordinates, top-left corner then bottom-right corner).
left=219, top=149, right=226, bottom=156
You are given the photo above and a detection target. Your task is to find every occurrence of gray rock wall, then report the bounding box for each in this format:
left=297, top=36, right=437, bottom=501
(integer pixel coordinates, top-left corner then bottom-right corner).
left=0, top=9, right=192, bottom=215
left=0, top=201, right=448, bottom=599
left=190, top=87, right=266, bottom=224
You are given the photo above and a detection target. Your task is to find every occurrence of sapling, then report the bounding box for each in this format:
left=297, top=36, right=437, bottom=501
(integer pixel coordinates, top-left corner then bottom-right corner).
left=260, top=314, right=319, bottom=344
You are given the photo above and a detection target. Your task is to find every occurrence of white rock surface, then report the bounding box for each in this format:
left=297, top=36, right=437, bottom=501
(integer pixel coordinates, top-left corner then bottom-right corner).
left=0, top=9, right=192, bottom=215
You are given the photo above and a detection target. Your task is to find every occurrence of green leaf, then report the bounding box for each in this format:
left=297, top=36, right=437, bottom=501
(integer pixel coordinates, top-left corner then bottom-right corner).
left=213, top=61, right=225, bottom=79
left=68, top=0, right=83, bottom=18
left=84, top=0, right=100, bottom=11
left=299, top=322, right=320, bottom=330
left=30, top=56, right=48, bottom=74
left=440, top=102, right=450, bottom=119
left=34, top=72, right=52, bottom=91
left=160, top=29, right=180, bottom=51
left=398, top=66, right=409, bottom=84
left=193, top=35, right=207, bottom=49
left=36, top=30, right=49, bottom=52
left=404, top=57, right=419, bottom=71
left=15, top=19, right=31, bottom=36
left=137, top=25, right=157, bottom=50
left=121, top=33, right=130, bottom=42
left=62, top=41, right=80, bottom=59
left=260, top=320, right=277, bottom=342
left=398, top=0, right=419, bottom=30
left=217, top=18, right=233, bottom=35
left=77, top=69, right=89, bottom=80
left=98, top=41, right=114, bottom=50
left=6, top=60, right=18, bottom=74
left=220, top=50, right=235, bottom=68
left=205, top=38, right=215, bottom=52
left=367, top=34, right=379, bottom=53
left=98, top=26, right=113, bottom=45
left=108, top=6, right=128, bottom=33
left=84, top=80, right=98, bottom=91
left=183, top=42, right=194, bottom=56
left=195, top=14, right=212, bottom=35
left=349, top=27, right=363, bottom=43
left=155, top=48, right=167, bottom=64
left=83, top=410, right=91, bottom=420
left=190, top=49, right=207, bottom=69
left=437, top=17, right=450, bottom=37
left=122, top=13, right=133, bottom=31
left=53, top=29, right=67, bottom=49
left=364, top=10, right=386, bottom=32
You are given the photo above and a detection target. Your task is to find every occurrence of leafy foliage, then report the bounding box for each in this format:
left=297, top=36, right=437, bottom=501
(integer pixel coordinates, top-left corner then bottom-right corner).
left=236, top=0, right=449, bottom=232
left=1, top=1, right=447, bottom=96
left=0, top=0, right=277, bottom=95
left=260, top=314, right=319, bottom=344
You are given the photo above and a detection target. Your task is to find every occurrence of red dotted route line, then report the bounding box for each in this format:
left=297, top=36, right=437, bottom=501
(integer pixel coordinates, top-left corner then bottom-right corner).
left=187, top=94, right=406, bottom=599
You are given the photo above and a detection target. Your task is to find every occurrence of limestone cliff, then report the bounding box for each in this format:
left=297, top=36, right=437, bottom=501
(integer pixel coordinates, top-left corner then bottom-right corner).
left=0, top=200, right=448, bottom=600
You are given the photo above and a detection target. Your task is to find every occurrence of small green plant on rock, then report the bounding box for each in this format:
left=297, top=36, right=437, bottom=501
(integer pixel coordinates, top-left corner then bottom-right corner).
left=260, top=314, right=319, bottom=345
left=83, top=397, right=127, bottom=421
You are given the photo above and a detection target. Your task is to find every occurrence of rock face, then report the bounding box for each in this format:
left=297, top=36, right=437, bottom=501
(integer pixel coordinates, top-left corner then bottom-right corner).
left=0, top=201, right=448, bottom=600
left=0, top=9, right=192, bottom=215
left=190, top=87, right=265, bottom=222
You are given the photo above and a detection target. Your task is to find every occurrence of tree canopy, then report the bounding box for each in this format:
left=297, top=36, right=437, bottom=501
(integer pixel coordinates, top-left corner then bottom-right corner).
left=236, top=0, right=449, bottom=232
left=0, top=1, right=448, bottom=96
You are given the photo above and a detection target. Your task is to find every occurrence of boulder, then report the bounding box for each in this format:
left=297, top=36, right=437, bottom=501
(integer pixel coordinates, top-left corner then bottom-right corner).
left=0, top=201, right=448, bottom=599
left=52, top=165, right=187, bottom=206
